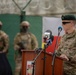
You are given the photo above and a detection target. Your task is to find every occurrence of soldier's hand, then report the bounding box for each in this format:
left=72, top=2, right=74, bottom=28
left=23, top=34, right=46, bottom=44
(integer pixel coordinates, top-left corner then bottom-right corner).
left=60, top=54, right=69, bottom=61
left=14, top=45, right=20, bottom=50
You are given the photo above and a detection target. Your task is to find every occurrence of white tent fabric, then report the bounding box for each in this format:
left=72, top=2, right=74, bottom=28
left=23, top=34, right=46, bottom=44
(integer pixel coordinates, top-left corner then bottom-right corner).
left=42, top=17, right=65, bottom=36
left=0, top=0, right=76, bottom=15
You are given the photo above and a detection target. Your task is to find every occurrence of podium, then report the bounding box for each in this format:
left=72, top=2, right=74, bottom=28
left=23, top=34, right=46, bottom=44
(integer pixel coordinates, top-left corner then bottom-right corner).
left=21, top=50, right=63, bottom=75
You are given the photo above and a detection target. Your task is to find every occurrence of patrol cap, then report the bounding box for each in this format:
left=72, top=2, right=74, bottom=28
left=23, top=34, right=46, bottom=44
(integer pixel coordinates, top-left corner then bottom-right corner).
left=0, top=21, right=2, bottom=26
left=20, top=21, right=30, bottom=27
left=61, top=14, right=76, bottom=20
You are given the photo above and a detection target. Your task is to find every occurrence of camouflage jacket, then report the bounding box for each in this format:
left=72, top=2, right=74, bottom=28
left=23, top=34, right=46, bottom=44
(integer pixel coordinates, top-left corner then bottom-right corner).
left=0, top=30, right=9, bottom=53
left=14, top=32, right=38, bottom=59
left=56, top=30, right=76, bottom=75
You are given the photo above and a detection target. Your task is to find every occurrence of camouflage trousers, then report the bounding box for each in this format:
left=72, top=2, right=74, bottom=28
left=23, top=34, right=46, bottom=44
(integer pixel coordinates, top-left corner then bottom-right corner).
left=63, top=64, right=76, bottom=75
left=64, top=70, right=76, bottom=75
left=14, top=57, right=22, bottom=75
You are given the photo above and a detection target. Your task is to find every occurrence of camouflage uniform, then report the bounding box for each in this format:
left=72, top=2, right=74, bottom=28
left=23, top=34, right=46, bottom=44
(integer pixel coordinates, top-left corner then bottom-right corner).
left=0, top=30, right=13, bottom=75
left=14, top=32, right=38, bottom=75
left=56, top=30, right=76, bottom=75
left=0, top=30, right=9, bottom=53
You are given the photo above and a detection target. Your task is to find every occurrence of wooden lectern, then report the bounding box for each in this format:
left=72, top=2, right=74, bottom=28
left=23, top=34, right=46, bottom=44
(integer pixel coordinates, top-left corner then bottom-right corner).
left=21, top=50, right=63, bottom=75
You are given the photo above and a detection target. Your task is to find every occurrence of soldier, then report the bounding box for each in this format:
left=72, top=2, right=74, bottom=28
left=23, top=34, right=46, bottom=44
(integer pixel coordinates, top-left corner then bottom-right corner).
left=14, top=21, right=38, bottom=75
left=0, top=21, right=9, bottom=53
left=0, top=21, right=12, bottom=75
left=56, top=14, right=76, bottom=75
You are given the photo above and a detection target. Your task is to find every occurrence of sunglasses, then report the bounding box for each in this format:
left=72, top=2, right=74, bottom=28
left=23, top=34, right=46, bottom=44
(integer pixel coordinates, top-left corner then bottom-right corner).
left=62, top=22, right=71, bottom=25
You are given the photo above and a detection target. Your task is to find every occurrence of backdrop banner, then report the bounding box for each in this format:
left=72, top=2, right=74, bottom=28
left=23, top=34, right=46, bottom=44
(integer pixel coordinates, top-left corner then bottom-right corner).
left=42, top=17, right=64, bottom=53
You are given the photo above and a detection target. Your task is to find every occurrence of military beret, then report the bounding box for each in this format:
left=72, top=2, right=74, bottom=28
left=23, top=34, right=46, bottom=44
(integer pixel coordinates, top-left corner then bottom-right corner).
left=61, top=14, right=76, bottom=20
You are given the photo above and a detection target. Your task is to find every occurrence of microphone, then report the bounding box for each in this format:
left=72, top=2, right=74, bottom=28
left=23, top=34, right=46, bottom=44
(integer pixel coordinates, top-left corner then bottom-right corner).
left=58, top=26, right=62, bottom=36
left=43, top=30, right=54, bottom=47
left=46, top=36, right=54, bottom=46
left=58, top=26, right=62, bottom=32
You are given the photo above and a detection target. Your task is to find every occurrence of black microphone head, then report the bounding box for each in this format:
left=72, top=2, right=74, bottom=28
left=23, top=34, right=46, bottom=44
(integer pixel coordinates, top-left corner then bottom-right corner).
left=46, top=30, right=52, bottom=35
left=43, top=30, right=54, bottom=44
left=50, top=35, right=54, bottom=42
left=46, top=30, right=54, bottom=42
left=44, top=30, right=52, bottom=39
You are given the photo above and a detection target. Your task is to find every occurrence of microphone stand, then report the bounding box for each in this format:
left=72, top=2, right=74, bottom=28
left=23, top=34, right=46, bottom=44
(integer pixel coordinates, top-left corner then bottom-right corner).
left=51, top=32, right=60, bottom=75
left=43, top=38, right=52, bottom=75
left=32, top=49, right=43, bottom=75
left=43, top=44, right=47, bottom=75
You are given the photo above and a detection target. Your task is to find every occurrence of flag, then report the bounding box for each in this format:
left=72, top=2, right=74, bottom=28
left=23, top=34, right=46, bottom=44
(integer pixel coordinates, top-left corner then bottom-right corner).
left=42, top=17, right=64, bottom=53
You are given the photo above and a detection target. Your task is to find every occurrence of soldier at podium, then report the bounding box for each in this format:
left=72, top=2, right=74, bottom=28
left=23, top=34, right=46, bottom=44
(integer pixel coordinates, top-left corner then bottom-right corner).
left=56, top=14, right=76, bottom=75
left=14, top=21, right=38, bottom=75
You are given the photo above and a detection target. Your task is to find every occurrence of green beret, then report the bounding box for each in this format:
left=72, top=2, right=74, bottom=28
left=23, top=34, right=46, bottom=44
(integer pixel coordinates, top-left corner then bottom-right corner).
left=61, top=14, right=76, bottom=20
